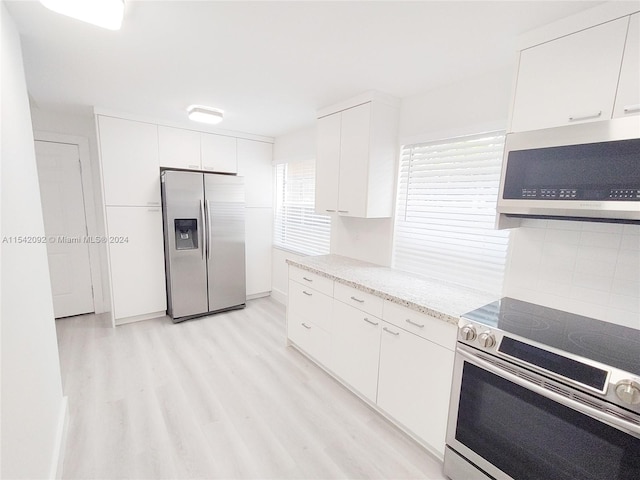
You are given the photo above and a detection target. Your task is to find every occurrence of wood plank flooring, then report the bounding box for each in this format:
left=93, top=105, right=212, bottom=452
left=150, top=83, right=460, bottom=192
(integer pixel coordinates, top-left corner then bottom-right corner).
left=56, top=297, right=447, bottom=479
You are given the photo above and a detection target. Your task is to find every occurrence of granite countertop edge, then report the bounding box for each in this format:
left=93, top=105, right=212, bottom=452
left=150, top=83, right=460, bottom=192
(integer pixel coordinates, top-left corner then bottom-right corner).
left=286, top=256, right=496, bottom=326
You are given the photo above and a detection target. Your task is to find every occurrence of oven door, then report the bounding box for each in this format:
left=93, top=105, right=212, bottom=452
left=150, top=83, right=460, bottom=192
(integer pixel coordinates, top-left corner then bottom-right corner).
left=445, top=345, right=640, bottom=480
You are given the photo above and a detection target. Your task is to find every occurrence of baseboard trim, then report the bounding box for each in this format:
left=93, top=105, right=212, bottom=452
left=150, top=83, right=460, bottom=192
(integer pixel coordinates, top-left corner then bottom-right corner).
left=246, top=291, right=271, bottom=301
left=270, top=287, right=287, bottom=305
left=50, top=396, right=69, bottom=479
left=115, top=310, right=167, bottom=326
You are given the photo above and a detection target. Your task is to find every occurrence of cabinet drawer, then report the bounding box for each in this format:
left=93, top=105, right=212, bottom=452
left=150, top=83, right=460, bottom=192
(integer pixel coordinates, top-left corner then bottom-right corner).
left=382, top=301, right=456, bottom=350
left=288, top=317, right=331, bottom=365
left=288, top=280, right=332, bottom=331
left=289, top=266, right=333, bottom=297
left=334, top=282, right=383, bottom=317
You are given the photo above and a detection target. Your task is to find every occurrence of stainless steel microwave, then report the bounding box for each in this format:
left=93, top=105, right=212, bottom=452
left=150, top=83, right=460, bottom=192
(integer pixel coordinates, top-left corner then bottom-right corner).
left=497, top=116, right=640, bottom=225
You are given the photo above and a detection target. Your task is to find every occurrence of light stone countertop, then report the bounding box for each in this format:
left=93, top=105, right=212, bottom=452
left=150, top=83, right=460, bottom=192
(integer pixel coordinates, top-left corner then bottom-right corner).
left=286, top=254, right=498, bottom=325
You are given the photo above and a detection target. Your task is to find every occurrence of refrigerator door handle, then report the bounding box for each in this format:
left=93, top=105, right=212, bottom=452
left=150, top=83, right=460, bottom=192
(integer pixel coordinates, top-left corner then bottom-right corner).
left=199, top=199, right=205, bottom=259
left=204, top=199, right=211, bottom=260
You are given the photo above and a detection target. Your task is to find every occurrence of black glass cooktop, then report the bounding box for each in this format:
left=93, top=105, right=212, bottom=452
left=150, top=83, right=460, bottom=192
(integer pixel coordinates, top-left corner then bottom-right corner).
left=462, top=297, right=640, bottom=376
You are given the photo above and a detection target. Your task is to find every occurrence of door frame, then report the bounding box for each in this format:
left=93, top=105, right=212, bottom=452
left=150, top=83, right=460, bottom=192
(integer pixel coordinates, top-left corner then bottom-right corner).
left=34, top=131, right=105, bottom=314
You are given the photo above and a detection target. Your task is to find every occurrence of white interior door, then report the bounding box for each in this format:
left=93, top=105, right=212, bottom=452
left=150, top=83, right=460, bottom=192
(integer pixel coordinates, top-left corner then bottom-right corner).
left=35, top=140, right=94, bottom=318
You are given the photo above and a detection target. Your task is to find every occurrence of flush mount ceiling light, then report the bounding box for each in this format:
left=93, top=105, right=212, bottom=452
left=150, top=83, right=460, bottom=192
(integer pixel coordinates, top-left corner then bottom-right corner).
left=40, top=0, right=124, bottom=30
left=187, top=105, right=224, bottom=125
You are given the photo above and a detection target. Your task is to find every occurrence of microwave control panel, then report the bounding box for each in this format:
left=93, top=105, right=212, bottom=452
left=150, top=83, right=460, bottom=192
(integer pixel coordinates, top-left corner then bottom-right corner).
left=519, top=187, right=640, bottom=200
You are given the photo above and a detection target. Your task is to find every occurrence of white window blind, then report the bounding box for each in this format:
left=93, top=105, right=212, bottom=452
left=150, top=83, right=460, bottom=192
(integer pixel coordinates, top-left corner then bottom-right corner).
left=393, top=132, right=509, bottom=294
left=274, top=160, right=331, bottom=256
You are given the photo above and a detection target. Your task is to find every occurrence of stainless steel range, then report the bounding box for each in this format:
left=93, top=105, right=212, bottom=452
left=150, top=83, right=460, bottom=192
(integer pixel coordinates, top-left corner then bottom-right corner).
left=444, top=297, right=640, bottom=480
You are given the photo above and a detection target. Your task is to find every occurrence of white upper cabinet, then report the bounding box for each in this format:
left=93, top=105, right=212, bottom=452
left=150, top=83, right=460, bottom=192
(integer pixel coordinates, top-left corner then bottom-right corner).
left=614, top=13, right=640, bottom=118
left=315, top=93, right=399, bottom=218
left=510, top=17, right=629, bottom=132
left=158, top=126, right=238, bottom=173
left=158, top=126, right=201, bottom=170
left=201, top=133, right=237, bottom=173
left=315, top=112, right=341, bottom=214
left=98, top=116, right=160, bottom=206
left=237, top=139, right=273, bottom=208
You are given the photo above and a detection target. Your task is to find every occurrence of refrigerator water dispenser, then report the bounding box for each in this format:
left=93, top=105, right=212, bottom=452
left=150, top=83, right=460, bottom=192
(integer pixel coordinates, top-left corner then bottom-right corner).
left=174, top=219, right=198, bottom=250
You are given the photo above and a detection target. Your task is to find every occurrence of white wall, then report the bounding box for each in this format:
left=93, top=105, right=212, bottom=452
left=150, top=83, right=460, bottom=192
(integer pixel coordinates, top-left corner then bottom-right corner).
left=1, top=5, right=67, bottom=478
left=399, top=66, right=513, bottom=144
left=504, top=219, right=640, bottom=329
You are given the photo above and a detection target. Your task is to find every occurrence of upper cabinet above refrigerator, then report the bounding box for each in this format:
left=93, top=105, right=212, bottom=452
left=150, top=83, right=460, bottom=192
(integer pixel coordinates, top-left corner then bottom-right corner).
left=158, top=125, right=238, bottom=174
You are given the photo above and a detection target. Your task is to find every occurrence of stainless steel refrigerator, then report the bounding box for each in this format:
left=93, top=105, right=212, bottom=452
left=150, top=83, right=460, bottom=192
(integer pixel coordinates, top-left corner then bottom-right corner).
left=161, top=170, right=246, bottom=322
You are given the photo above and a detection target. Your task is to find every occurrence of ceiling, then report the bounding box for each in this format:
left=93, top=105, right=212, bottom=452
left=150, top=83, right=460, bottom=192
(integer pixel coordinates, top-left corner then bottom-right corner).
left=6, top=0, right=606, bottom=138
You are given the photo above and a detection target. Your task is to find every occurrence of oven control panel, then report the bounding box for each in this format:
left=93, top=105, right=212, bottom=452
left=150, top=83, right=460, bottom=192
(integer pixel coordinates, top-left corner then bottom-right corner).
left=458, top=323, right=496, bottom=350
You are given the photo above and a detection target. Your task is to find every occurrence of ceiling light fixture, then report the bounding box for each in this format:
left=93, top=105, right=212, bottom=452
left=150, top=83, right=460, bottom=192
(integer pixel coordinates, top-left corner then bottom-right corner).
left=187, top=105, right=224, bottom=125
left=40, top=0, right=124, bottom=31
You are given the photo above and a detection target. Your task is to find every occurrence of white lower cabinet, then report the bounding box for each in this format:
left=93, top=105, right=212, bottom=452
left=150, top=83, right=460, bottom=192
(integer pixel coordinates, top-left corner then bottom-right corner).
left=377, top=320, right=455, bottom=457
left=106, top=206, right=167, bottom=321
left=286, top=266, right=457, bottom=458
left=287, top=278, right=333, bottom=366
left=331, top=300, right=381, bottom=402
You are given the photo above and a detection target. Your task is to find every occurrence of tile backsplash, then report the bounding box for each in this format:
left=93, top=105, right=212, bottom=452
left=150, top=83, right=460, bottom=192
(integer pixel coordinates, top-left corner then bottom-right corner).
left=503, top=219, right=640, bottom=330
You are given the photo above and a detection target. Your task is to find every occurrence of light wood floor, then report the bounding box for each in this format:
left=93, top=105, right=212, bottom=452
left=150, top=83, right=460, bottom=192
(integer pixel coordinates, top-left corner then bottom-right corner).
left=56, top=297, right=447, bottom=479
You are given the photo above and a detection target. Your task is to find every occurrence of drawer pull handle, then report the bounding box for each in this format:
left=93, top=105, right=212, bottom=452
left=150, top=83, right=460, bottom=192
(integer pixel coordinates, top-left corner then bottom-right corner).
left=363, top=317, right=379, bottom=326
left=302, top=277, right=313, bottom=282
left=325, top=209, right=336, bottom=213
left=147, top=201, right=160, bottom=205
left=350, top=296, right=364, bottom=303
left=383, top=327, right=399, bottom=336
left=568, top=111, right=601, bottom=122
left=623, top=104, right=640, bottom=114
left=405, top=318, right=425, bottom=328
left=302, top=323, right=312, bottom=329
left=302, top=291, right=313, bottom=297
left=188, top=164, right=200, bottom=169
left=338, top=210, right=349, bottom=214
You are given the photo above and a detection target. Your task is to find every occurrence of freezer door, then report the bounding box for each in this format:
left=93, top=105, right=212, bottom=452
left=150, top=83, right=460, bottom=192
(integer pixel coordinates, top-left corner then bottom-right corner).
left=204, top=174, right=246, bottom=311
left=162, top=171, right=208, bottom=319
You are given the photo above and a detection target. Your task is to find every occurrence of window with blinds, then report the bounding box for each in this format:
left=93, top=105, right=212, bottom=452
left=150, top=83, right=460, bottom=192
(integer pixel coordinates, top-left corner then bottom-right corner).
left=393, top=132, right=509, bottom=294
left=274, top=160, right=331, bottom=256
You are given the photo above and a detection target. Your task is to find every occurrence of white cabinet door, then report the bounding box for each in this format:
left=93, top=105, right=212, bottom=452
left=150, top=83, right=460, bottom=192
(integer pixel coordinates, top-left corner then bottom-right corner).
left=158, top=126, right=201, bottom=170
left=106, top=206, right=167, bottom=320
left=237, top=139, right=273, bottom=208
left=377, top=321, right=455, bottom=457
left=511, top=17, right=628, bottom=132
left=331, top=300, right=381, bottom=402
left=201, top=133, right=237, bottom=173
left=245, top=207, right=272, bottom=296
left=98, top=116, right=161, bottom=206
left=614, top=14, right=640, bottom=118
left=315, top=112, right=341, bottom=214
left=338, top=103, right=371, bottom=217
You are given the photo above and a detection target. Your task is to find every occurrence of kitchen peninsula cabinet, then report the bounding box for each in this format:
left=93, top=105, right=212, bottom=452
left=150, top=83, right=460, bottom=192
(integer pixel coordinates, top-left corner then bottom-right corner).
left=286, top=259, right=467, bottom=459
left=315, top=93, right=399, bottom=218
left=510, top=16, right=629, bottom=132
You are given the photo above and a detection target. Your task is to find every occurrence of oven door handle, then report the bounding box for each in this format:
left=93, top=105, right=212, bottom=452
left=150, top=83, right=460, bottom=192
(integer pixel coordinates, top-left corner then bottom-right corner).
left=457, top=348, right=640, bottom=438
